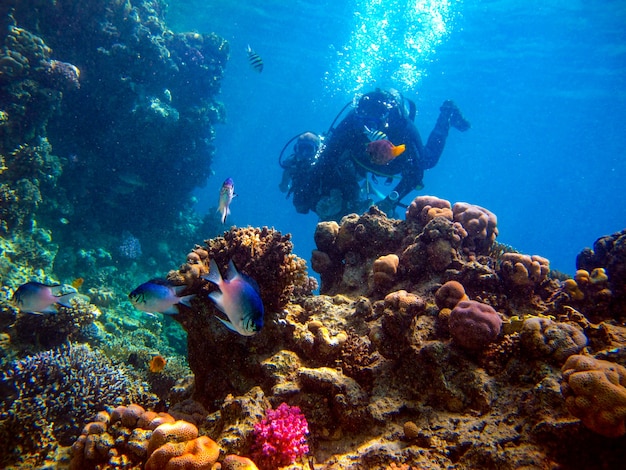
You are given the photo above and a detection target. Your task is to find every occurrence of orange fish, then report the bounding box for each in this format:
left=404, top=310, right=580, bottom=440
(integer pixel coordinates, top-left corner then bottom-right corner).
left=71, top=277, right=84, bottom=289
left=366, top=139, right=405, bottom=165
left=148, top=355, right=167, bottom=373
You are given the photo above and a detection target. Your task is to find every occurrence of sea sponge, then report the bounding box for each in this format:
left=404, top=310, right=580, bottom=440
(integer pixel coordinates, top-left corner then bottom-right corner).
left=405, top=195, right=453, bottom=225
left=561, top=354, right=626, bottom=437
left=498, top=252, right=550, bottom=287
left=435, top=281, right=469, bottom=309
left=449, top=300, right=502, bottom=351
left=372, top=254, right=400, bottom=287
left=145, top=436, right=220, bottom=470
left=147, top=420, right=199, bottom=456
left=519, top=317, right=587, bottom=363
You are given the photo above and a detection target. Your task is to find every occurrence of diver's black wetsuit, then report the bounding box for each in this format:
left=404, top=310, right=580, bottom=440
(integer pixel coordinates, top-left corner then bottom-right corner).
left=307, top=99, right=456, bottom=219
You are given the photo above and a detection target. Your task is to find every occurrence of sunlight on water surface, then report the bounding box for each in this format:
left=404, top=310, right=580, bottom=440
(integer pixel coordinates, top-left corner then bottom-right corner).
left=325, top=0, right=460, bottom=96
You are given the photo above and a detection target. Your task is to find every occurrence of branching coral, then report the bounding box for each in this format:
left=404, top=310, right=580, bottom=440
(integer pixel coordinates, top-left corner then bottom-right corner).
left=250, top=402, right=309, bottom=469
left=0, top=343, right=154, bottom=466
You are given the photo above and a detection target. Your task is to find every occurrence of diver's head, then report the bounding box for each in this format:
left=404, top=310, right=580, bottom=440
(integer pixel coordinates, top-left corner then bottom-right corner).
left=294, top=132, right=321, bottom=162
left=356, top=90, right=395, bottom=129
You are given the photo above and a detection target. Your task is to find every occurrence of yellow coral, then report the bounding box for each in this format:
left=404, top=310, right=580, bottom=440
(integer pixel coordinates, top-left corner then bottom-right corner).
left=563, top=278, right=584, bottom=301
left=590, top=267, right=609, bottom=284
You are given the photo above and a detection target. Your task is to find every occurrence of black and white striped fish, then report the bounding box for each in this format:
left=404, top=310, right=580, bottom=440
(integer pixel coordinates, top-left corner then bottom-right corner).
left=246, top=45, right=263, bottom=73
left=363, top=125, right=387, bottom=141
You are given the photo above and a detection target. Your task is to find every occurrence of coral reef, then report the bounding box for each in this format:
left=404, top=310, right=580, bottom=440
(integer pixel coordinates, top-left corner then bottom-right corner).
left=519, top=316, right=588, bottom=364
left=166, top=226, right=312, bottom=405
left=0, top=343, right=155, bottom=466
left=576, top=229, right=626, bottom=320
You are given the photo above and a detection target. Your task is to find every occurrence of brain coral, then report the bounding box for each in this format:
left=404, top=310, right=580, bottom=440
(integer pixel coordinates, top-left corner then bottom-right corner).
left=561, top=354, right=626, bottom=437
left=519, top=317, right=587, bottom=363
left=449, top=300, right=502, bottom=351
left=145, top=435, right=220, bottom=470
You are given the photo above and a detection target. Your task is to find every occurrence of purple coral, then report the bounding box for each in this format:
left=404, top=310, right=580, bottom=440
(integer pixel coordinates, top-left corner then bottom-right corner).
left=251, top=402, right=309, bottom=469
left=449, top=300, right=502, bottom=351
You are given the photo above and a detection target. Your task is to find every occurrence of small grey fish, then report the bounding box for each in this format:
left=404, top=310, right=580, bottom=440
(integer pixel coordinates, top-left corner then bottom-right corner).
left=129, top=279, right=195, bottom=315
left=203, top=259, right=264, bottom=336
left=12, top=282, right=78, bottom=314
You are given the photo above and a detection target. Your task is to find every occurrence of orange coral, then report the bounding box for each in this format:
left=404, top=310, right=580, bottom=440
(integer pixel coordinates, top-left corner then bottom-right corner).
left=222, top=454, right=260, bottom=470
left=147, top=420, right=199, bottom=456
left=435, top=281, right=469, bottom=310
left=384, top=290, right=425, bottom=315
left=372, top=253, right=399, bottom=287
left=561, top=355, right=626, bottom=437
left=145, top=436, right=220, bottom=470
left=405, top=195, right=453, bottom=225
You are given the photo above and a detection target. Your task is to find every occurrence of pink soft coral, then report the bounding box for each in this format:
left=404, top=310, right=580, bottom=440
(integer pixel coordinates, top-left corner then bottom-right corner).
left=251, top=402, right=309, bottom=469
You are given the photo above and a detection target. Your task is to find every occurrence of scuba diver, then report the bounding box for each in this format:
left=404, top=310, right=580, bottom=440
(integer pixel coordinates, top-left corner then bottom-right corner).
left=278, top=132, right=323, bottom=214
left=281, top=88, right=470, bottom=220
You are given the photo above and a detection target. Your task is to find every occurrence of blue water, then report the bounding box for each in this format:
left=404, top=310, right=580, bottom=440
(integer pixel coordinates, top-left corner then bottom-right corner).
left=169, top=0, right=626, bottom=275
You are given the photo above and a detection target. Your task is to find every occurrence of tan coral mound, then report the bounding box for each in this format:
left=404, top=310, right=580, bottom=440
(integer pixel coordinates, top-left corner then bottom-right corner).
left=145, top=435, right=220, bottom=470
left=561, top=355, right=626, bottom=438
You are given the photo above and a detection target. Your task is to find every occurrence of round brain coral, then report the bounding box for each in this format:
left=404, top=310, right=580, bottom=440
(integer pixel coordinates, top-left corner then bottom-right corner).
left=561, top=354, right=626, bottom=437
left=448, top=300, right=502, bottom=351
left=147, top=420, right=199, bottom=456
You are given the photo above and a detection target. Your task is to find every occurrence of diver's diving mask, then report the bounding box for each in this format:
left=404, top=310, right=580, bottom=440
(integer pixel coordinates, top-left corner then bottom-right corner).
left=294, top=139, right=318, bottom=160
left=356, top=93, right=393, bottom=129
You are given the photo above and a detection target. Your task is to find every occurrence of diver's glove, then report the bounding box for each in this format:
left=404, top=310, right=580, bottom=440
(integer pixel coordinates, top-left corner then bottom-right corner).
left=440, top=100, right=471, bottom=132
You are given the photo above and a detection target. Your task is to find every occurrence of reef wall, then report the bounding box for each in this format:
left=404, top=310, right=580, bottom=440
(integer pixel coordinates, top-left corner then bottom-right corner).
left=1, top=0, right=228, bottom=288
